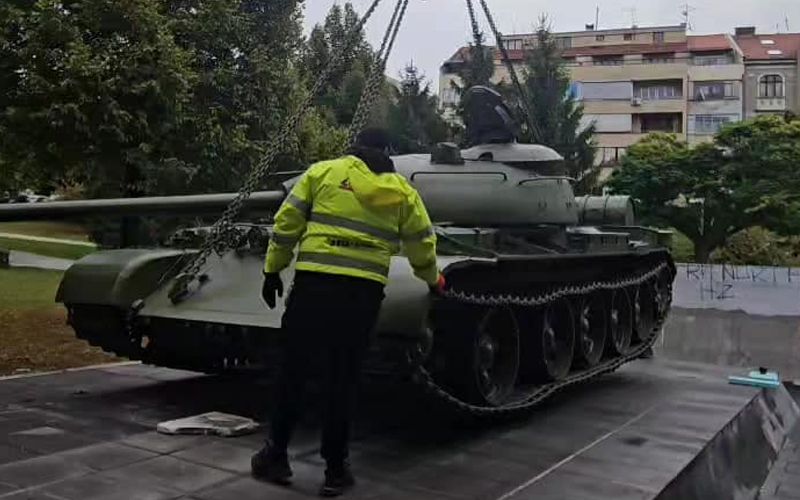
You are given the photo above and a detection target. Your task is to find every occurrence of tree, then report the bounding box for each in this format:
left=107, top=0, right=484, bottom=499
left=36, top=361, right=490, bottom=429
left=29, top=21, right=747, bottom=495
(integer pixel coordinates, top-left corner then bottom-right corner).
left=0, top=0, right=309, bottom=199
left=714, top=114, right=800, bottom=235
left=300, top=3, right=378, bottom=127
left=606, top=117, right=800, bottom=262
left=517, top=17, right=596, bottom=192
left=386, top=64, right=449, bottom=154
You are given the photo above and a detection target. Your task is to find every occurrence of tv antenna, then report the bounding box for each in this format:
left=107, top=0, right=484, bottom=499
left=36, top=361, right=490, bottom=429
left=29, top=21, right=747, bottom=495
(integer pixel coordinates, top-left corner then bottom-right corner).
left=623, top=7, right=638, bottom=28
left=680, top=3, right=696, bottom=31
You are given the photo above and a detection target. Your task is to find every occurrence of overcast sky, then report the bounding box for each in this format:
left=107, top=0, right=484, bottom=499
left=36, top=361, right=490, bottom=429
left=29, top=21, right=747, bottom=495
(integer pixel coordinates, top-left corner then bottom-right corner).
left=303, top=0, right=800, bottom=91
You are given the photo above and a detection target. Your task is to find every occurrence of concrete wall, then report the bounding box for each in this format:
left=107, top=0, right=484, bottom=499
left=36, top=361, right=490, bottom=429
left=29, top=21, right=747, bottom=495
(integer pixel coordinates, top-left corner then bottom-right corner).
left=659, top=263, right=800, bottom=380
left=743, top=63, right=800, bottom=118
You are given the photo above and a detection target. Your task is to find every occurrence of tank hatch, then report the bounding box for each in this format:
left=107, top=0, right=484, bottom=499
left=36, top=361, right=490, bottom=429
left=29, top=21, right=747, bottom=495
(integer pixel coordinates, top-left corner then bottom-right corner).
left=463, top=85, right=517, bottom=144
left=460, top=143, right=563, bottom=163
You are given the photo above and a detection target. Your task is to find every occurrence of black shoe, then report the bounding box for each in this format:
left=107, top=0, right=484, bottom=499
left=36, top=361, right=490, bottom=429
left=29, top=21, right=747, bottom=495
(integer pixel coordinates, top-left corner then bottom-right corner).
left=319, top=463, right=355, bottom=497
left=251, top=446, right=293, bottom=485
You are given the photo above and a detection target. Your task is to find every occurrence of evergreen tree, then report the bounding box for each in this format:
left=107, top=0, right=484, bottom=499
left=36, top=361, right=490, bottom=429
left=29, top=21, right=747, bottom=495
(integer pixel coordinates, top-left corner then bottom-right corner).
left=518, top=17, right=596, bottom=192
left=387, top=64, right=449, bottom=154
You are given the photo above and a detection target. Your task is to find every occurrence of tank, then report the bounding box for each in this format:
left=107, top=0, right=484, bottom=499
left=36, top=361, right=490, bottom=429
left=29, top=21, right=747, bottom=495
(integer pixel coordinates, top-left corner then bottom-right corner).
left=0, top=87, right=676, bottom=417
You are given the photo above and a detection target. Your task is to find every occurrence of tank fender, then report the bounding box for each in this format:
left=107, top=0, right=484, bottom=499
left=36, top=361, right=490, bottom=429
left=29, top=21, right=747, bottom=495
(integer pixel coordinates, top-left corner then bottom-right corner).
left=56, top=249, right=190, bottom=307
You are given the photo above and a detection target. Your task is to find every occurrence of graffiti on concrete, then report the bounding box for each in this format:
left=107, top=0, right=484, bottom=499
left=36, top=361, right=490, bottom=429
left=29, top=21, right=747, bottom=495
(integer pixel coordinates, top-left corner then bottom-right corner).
left=673, top=264, right=800, bottom=316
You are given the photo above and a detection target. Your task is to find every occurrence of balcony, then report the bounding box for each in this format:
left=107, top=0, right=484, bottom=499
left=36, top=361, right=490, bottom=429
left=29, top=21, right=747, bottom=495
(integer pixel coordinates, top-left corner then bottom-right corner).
left=757, top=97, right=786, bottom=112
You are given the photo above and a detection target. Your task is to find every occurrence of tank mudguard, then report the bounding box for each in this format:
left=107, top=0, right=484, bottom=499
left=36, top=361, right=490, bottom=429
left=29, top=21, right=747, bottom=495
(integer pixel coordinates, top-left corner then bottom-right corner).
left=56, top=249, right=190, bottom=308
left=136, top=252, right=476, bottom=340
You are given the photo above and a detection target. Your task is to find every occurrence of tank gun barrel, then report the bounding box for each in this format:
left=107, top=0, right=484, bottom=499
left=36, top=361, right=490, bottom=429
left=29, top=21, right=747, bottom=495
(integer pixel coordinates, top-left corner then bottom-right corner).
left=0, top=191, right=286, bottom=221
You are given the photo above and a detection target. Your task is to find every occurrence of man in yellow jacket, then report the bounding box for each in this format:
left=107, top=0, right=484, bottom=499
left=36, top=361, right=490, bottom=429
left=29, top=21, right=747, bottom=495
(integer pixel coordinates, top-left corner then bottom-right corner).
left=251, top=128, right=445, bottom=497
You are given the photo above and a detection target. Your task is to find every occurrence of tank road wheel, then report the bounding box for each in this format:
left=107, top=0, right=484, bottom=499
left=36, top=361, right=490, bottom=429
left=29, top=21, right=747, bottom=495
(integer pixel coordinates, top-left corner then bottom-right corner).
left=575, top=293, right=607, bottom=368
left=447, top=307, right=520, bottom=406
left=633, top=282, right=657, bottom=343
left=526, top=299, right=576, bottom=382
left=607, top=289, right=634, bottom=356
left=654, top=270, right=673, bottom=320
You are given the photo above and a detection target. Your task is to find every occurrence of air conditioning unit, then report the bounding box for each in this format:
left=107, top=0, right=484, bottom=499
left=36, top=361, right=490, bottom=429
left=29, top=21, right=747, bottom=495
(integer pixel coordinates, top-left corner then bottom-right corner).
left=631, top=97, right=642, bottom=106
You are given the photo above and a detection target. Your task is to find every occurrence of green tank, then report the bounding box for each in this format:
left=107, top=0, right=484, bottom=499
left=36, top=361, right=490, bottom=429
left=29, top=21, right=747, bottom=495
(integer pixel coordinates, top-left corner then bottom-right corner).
left=0, top=88, right=675, bottom=417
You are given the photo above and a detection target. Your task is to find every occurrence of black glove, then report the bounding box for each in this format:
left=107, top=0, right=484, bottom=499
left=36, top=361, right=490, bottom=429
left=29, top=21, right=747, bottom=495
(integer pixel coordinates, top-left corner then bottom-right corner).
left=261, top=272, right=283, bottom=309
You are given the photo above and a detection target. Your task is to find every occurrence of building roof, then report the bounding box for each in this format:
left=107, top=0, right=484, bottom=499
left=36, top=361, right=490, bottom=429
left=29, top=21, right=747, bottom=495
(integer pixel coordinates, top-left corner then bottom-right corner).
left=735, top=33, right=800, bottom=61
left=562, top=42, right=688, bottom=57
left=687, top=34, right=732, bottom=52
left=504, top=24, right=686, bottom=39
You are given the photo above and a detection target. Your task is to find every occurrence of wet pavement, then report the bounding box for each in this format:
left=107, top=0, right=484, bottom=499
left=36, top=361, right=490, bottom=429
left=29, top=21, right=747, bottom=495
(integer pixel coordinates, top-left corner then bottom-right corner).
left=0, top=359, right=778, bottom=500
left=8, top=251, right=74, bottom=271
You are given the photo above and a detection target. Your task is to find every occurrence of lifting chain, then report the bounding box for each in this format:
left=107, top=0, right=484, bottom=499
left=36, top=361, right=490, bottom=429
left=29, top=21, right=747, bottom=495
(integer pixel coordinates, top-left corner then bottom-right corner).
left=410, top=260, right=674, bottom=417
left=167, top=0, right=402, bottom=304
left=347, top=0, right=410, bottom=147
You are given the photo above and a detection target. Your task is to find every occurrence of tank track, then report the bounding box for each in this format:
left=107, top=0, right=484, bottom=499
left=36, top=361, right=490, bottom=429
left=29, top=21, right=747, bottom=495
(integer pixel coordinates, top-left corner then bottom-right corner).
left=409, top=256, right=675, bottom=418
left=65, top=255, right=675, bottom=419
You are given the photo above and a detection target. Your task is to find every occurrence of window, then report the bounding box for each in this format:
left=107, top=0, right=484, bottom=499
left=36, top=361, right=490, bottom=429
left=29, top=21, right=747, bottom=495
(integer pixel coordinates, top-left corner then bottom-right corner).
left=693, top=115, right=732, bottom=134
left=624, top=33, right=634, bottom=41
left=654, top=31, right=665, bottom=44
left=759, top=75, right=784, bottom=98
left=440, top=87, right=460, bottom=106
left=644, top=53, right=675, bottom=64
left=693, top=54, right=731, bottom=66
left=580, top=81, right=633, bottom=100
left=640, top=114, right=680, bottom=133
left=555, top=37, right=572, bottom=49
left=596, top=35, right=605, bottom=41
left=504, top=39, right=522, bottom=51
left=637, top=84, right=682, bottom=100
left=694, top=82, right=735, bottom=100
left=593, top=56, right=623, bottom=66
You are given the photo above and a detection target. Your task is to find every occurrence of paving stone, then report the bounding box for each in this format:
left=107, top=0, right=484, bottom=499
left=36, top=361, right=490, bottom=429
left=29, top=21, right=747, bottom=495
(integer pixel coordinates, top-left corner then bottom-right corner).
left=0, top=454, right=92, bottom=489
left=56, top=442, right=158, bottom=471
left=0, top=481, right=17, bottom=495
left=508, top=469, right=653, bottom=500
left=172, top=441, right=254, bottom=474
left=0, top=488, right=66, bottom=499
left=121, top=433, right=206, bottom=455
left=3, top=426, right=99, bottom=455
left=556, top=454, right=669, bottom=493
left=103, top=456, right=234, bottom=493
left=192, top=476, right=307, bottom=500
left=0, top=443, right=39, bottom=466
left=41, top=472, right=182, bottom=500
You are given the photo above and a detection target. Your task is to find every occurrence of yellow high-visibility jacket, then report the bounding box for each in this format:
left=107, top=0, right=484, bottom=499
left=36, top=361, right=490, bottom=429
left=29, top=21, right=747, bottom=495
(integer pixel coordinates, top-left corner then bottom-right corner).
left=264, top=155, right=439, bottom=286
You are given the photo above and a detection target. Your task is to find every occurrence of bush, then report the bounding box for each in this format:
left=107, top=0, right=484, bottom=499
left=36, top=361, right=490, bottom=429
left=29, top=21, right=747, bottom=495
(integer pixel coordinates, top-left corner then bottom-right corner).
left=712, top=227, right=800, bottom=266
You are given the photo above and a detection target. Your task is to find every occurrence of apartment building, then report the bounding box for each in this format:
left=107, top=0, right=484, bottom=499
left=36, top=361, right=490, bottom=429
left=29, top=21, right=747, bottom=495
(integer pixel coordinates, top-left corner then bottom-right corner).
left=686, top=34, right=744, bottom=144
left=734, top=27, right=800, bottom=118
left=439, top=24, right=748, bottom=164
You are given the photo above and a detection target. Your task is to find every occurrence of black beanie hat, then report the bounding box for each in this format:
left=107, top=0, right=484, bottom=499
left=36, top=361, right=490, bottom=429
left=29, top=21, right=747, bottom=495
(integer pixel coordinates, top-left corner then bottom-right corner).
left=354, top=127, right=393, bottom=151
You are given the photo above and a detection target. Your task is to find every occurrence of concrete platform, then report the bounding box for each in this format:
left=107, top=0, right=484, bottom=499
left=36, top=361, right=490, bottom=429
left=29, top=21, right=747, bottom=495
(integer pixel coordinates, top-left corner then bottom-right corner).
left=0, top=359, right=797, bottom=500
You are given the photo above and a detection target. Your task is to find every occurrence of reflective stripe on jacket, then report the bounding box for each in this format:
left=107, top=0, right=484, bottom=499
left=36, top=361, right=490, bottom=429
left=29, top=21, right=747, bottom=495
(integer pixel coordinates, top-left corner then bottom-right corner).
left=263, top=155, right=439, bottom=285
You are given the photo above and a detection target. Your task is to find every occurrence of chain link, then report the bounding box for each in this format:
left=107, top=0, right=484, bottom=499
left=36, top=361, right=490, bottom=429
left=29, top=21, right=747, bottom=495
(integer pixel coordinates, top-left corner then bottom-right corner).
left=410, top=260, right=674, bottom=417
left=167, top=0, right=389, bottom=303
left=346, top=0, right=410, bottom=147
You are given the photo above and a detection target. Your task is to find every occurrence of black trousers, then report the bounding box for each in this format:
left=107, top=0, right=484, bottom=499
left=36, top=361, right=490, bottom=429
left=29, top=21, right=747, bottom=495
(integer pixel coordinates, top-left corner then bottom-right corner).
left=269, top=271, right=385, bottom=465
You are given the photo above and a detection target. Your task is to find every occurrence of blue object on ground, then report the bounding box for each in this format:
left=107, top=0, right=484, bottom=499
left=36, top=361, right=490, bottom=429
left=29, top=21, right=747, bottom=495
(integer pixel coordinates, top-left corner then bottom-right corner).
left=729, top=370, right=781, bottom=388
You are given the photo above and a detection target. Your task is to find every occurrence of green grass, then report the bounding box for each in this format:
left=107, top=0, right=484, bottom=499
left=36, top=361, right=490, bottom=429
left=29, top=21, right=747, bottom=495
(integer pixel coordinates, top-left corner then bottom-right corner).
left=0, top=236, right=95, bottom=260
left=0, top=268, right=119, bottom=375
left=0, top=268, right=64, bottom=309
left=0, top=221, right=90, bottom=242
